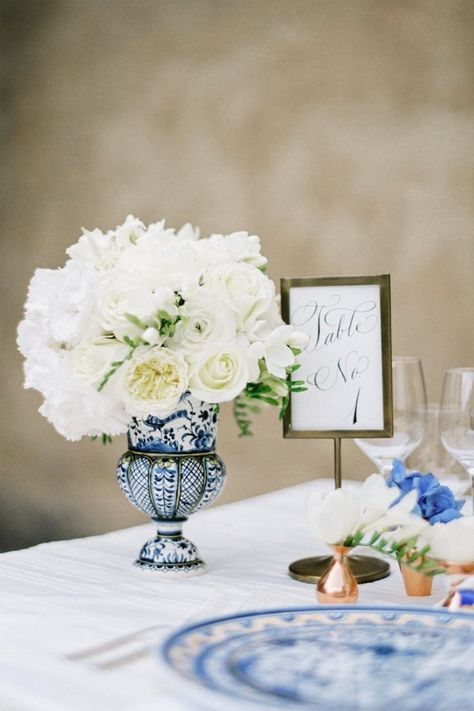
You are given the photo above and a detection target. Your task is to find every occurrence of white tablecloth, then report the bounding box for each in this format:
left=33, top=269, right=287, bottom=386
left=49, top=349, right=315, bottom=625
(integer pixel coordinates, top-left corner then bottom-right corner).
left=0, top=479, right=445, bottom=711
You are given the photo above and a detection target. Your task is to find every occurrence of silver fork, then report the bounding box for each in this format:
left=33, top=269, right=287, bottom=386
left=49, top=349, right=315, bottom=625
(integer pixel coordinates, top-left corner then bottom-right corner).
left=64, top=623, right=173, bottom=669
left=64, top=588, right=275, bottom=670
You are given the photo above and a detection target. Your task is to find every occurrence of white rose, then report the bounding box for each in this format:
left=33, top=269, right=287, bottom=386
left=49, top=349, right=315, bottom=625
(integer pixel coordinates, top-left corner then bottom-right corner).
left=202, top=263, right=274, bottom=336
left=421, top=517, right=474, bottom=562
left=121, top=346, right=188, bottom=418
left=263, top=325, right=309, bottom=378
left=188, top=343, right=251, bottom=403
left=70, top=337, right=128, bottom=387
left=170, top=287, right=237, bottom=355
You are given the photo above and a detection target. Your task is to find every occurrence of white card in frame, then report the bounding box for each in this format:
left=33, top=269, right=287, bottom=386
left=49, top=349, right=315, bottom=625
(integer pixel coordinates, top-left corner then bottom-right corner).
left=281, top=275, right=393, bottom=439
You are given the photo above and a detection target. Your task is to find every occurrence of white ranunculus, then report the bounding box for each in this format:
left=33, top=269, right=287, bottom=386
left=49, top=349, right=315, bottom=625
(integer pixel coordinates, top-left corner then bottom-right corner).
left=420, top=517, right=474, bottom=562
left=188, top=343, right=250, bottom=403
left=308, top=488, right=361, bottom=545
left=120, top=346, right=188, bottom=418
left=170, top=287, right=236, bottom=356
left=263, top=325, right=309, bottom=378
left=70, top=337, right=128, bottom=387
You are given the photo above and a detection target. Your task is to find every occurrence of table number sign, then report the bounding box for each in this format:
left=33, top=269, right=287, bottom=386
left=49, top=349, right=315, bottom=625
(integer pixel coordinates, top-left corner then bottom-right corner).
left=281, top=275, right=393, bottom=584
left=281, top=275, right=393, bottom=439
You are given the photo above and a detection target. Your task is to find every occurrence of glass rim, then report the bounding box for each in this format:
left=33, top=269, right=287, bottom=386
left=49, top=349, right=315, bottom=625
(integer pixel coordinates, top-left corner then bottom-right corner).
left=444, top=367, right=474, bottom=374
left=392, top=356, right=421, bottom=363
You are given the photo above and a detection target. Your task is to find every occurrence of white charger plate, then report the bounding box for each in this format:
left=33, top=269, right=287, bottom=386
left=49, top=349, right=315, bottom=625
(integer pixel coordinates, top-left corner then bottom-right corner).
left=158, top=605, right=474, bottom=710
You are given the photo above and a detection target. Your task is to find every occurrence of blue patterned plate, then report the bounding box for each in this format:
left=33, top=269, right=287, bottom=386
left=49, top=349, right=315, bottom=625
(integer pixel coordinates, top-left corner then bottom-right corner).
left=159, top=606, right=474, bottom=710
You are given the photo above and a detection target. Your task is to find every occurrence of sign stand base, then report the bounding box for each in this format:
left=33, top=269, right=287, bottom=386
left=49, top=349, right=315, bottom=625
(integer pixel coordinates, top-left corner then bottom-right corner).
left=288, top=437, right=391, bottom=584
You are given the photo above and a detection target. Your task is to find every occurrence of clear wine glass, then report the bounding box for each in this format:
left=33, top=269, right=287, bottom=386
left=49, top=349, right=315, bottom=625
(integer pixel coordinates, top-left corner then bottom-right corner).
left=439, top=368, right=474, bottom=513
left=354, top=356, right=427, bottom=479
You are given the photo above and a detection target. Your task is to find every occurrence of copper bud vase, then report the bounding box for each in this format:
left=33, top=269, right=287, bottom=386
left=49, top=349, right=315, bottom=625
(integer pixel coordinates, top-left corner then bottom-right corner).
left=316, top=546, right=358, bottom=604
left=399, top=563, right=433, bottom=597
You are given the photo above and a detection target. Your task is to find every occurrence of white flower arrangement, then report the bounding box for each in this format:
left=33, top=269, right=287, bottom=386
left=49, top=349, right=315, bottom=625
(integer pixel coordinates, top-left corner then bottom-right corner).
left=18, top=216, right=308, bottom=441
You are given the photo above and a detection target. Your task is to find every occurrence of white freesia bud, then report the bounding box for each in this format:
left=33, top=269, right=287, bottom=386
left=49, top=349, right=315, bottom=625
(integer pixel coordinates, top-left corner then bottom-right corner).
left=142, top=327, right=161, bottom=346
left=263, top=325, right=308, bottom=378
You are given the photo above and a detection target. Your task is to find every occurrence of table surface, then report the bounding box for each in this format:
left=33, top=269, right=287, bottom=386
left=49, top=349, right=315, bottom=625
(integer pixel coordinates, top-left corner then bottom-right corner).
left=0, top=479, right=446, bottom=711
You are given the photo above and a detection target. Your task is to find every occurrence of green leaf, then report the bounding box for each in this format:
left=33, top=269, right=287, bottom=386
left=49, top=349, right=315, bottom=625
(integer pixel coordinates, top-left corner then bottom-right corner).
left=125, top=313, right=148, bottom=330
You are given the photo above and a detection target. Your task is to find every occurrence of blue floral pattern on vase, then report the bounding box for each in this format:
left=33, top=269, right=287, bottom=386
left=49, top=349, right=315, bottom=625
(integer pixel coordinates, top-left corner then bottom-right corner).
left=127, top=391, right=218, bottom=453
left=117, top=392, right=226, bottom=575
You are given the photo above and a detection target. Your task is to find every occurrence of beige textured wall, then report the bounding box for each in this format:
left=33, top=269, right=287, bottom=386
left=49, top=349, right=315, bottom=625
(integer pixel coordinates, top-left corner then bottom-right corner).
left=1, top=0, right=473, bottom=550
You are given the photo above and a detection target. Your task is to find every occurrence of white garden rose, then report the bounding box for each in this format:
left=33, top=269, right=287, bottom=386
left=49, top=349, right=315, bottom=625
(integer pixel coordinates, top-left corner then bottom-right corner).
left=70, top=337, right=128, bottom=387
left=121, top=346, right=188, bottom=418
left=188, top=343, right=251, bottom=403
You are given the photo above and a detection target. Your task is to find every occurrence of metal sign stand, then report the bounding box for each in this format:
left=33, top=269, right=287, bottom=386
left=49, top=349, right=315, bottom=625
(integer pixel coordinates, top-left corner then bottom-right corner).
left=288, top=438, right=390, bottom=584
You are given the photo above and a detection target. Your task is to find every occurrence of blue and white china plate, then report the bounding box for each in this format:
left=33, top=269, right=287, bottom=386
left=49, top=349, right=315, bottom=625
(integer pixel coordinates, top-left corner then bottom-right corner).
left=159, top=606, right=474, bottom=710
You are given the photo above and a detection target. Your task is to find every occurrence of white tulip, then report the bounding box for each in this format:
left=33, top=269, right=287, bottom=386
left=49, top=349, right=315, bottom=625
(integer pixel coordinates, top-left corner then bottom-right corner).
left=308, top=487, right=361, bottom=545
left=308, top=475, right=424, bottom=546
left=420, top=517, right=474, bottom=562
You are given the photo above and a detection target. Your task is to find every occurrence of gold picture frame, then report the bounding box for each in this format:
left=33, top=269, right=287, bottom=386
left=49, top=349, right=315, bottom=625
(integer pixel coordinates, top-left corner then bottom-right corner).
left=281, top=274, right=393, bottom=440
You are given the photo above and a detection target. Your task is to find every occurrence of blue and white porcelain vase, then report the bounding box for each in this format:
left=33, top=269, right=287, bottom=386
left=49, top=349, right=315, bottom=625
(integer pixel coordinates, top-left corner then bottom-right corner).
left=116, top=392, right=226, bottom=576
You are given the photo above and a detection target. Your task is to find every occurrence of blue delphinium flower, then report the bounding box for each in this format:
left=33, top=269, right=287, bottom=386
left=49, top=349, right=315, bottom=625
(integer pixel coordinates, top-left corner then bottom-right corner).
left=388, top=460, right=464, bottom=525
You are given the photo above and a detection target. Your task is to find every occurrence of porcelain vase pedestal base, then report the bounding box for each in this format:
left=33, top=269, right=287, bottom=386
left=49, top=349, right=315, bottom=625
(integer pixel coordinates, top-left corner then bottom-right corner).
left=134, top=521, right=207, bottom=576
